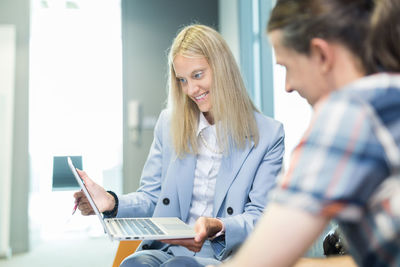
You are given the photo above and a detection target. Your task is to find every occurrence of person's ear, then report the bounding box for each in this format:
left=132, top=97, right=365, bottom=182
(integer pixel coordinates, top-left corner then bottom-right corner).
left=309, top=38, right=334, bottom=74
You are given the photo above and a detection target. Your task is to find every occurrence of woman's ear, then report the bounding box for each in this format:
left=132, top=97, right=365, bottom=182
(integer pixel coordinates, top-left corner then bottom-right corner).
left=310, top=38, right=334, bottom=74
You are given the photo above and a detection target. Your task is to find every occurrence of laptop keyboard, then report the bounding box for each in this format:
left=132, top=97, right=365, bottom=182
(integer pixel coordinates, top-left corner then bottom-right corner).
left=109, top=218, right=166, bottom=236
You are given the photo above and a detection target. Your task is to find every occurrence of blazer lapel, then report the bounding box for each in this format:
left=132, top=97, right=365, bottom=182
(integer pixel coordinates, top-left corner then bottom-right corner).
left=213, top=141, right=254, bottom=216
left=174, top=154, right=196, bottom=222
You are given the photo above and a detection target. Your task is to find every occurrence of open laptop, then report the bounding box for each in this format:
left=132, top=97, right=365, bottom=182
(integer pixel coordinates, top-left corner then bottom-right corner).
left=67, top=157, right=196, bottom=240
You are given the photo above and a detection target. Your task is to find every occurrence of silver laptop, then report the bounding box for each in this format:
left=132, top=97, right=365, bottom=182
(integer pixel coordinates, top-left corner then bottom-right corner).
left=67, top=157, right=196, bottom=240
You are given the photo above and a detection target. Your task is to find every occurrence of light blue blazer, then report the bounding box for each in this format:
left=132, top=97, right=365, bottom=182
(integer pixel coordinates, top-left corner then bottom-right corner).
left=117, top=109, right=284, bottom=260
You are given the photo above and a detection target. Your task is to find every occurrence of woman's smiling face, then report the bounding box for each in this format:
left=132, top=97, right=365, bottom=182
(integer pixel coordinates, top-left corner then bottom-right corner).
left=173, top=54, right=214, bottom=122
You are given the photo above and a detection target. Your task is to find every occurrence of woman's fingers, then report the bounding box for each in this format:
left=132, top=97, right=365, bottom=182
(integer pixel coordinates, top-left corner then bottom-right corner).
left=160, top=238, right=203, bottom=252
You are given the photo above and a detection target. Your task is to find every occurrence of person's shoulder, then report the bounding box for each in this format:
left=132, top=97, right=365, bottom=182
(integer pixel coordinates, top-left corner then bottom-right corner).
left=153, top=108, right=172, bottom=134
left=253, top=111, right=283, bottom=131
left=158, top=108, right=171, bottom=120
left=327, top=73, right=400, bottom=113
left=341, top=73, right=400, bottom=95
left=156, top=108, right=173, bottom=125
left=358, top=72, right=400, bottom=88
left=252, top=111, right=284, bottom=145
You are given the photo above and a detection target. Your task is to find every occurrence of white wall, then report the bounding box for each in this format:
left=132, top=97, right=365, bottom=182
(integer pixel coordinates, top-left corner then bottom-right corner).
left=0, top=24, right=15, bottom=258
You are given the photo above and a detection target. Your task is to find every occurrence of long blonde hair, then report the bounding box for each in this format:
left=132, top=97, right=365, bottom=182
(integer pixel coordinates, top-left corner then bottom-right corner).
left=167, top=24, right=259, bottom=157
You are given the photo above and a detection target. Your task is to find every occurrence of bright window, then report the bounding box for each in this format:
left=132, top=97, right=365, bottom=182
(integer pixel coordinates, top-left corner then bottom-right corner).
left=239, top=0, right=312, bottom=167
left=29, top=0, right=122, bottom=241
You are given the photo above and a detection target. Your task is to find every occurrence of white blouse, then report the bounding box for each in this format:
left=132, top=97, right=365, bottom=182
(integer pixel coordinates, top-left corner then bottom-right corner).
left=187, top=112, right=223, bottom=226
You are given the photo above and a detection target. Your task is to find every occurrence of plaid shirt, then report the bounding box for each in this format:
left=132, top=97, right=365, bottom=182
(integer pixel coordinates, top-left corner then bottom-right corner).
left=270, top=73, right=400, bottom=267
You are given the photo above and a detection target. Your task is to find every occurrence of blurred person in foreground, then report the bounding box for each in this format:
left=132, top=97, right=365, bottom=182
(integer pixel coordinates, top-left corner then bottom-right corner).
left=212, top=0, right=400, bottom=266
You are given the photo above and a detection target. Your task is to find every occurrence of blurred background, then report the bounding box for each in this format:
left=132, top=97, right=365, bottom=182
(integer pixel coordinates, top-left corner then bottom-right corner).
left=0, top=0, right=311, bottom=266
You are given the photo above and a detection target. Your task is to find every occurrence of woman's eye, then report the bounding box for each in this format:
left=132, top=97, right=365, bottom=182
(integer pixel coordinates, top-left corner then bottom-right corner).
left=194, top=72, right=203, bottom=79
left=178, top=78, right=187, bottom=83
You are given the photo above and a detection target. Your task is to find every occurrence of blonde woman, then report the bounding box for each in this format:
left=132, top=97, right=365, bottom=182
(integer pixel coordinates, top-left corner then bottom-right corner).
left=74, top=24, right=284, bottom=267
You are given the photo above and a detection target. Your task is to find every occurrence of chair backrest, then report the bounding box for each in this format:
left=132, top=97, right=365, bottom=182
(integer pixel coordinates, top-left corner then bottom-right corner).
left=112, top=240, right=141, bottom=267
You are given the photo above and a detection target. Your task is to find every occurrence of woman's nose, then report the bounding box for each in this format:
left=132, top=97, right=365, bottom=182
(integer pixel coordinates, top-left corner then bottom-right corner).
left=187, top=80, right=199, bottom=95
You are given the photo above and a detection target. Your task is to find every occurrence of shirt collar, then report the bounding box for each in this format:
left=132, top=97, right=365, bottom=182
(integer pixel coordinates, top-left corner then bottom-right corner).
left=197, top=112, right=212, bottom=136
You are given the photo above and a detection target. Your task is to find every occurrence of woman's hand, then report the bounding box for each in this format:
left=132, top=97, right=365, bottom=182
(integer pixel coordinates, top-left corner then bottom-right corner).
left=161, top=217, right=223, bottom=252
left=72, top=169, right=115, bottom=215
